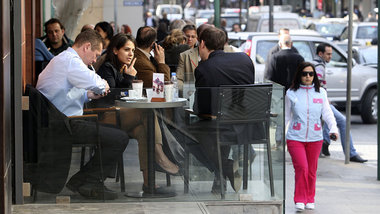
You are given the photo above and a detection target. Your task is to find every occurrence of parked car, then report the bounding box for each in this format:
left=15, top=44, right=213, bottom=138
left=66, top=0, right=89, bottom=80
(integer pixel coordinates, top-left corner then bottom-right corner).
left=233, top=30, right=377, bottom=123
left=307, top=21, right=346, bottom=41
left=353, top=45, right=378, bottom=69
left=246, top=12, right=302, bottom=32
left=334, top=22, right=378, bottom=46
left=156, top=4, right=183, bottom=21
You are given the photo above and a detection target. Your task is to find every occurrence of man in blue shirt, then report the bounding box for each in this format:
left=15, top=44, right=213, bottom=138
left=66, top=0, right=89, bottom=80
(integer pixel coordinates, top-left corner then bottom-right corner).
left=37, top=29, right=129, bottom=199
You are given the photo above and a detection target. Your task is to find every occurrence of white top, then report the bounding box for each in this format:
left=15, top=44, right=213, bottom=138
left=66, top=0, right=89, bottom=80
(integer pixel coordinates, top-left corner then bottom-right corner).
left=285, top=85, right=338, bottom=142
left=36, top=47, right=106, bottom=116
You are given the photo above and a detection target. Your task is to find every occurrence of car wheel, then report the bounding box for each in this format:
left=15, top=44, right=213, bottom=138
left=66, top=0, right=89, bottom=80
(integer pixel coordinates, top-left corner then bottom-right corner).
left=361, top=89, right=377, bottom=124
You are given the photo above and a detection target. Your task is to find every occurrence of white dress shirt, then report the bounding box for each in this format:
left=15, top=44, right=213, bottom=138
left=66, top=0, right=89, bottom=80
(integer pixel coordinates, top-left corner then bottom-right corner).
left=36, top=47, right=106, bottom=116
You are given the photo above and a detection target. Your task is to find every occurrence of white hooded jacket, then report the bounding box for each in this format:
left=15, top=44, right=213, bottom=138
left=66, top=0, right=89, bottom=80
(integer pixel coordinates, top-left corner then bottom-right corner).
left=285, top=85, right=338, bottom=142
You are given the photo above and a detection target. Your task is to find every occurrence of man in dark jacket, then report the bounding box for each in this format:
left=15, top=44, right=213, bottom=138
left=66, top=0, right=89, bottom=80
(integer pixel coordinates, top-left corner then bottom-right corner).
left=40, top=18, right=74, bottom=56
left=266, top=34, right=304, bottom=90
left=264, top=28, right=298, bottom=80
left=191, top=27, right=255, bottom=193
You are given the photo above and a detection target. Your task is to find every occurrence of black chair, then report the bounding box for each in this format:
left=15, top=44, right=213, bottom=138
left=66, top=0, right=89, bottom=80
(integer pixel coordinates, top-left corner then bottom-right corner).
left=80, top=107, right=126, bottom=192
left=23, top=85, right=125, bottom=198
left=215, top=84, right=274, bottom=198
left=182, top=84, right=274, bottom=199
left=23, top=85, right=104, bottom=199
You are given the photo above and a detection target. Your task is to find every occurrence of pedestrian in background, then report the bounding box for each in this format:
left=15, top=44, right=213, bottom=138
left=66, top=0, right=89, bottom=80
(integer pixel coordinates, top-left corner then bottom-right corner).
left=285, top=62, right=338, bottom=211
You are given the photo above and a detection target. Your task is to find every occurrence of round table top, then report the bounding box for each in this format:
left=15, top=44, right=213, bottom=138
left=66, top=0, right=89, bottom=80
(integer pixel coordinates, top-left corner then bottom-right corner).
left=115, top=97, right=187, bottom=109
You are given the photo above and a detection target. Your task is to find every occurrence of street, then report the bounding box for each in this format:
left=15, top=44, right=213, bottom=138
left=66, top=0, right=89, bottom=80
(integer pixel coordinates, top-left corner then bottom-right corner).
left=329, top=114, right=377, bottom=168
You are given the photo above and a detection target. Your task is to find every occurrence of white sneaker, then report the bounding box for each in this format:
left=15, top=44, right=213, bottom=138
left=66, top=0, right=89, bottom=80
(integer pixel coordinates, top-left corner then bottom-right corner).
left=295, top=203, right=305, bottom=211
left=305, top=203, right=315, bottom=210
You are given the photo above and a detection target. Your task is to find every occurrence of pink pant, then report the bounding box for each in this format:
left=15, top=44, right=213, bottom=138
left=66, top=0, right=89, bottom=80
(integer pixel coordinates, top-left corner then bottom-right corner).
left=287, top=139, right=323, bottom=204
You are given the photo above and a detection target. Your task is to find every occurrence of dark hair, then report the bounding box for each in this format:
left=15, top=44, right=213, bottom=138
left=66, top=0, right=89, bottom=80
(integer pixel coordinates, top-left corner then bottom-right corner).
left=290, top=61, right=320, bottom=92
left=95, top=21, right=114, bottom=41
left=197, top=23, right=213, bottom=38
left=44, top=18, right=64, bottom=33
left=316, top=43, right=332, bottom=55
left=74, top=29, right=104, bottom=51
left=182, top=24, right=196, bottom=33
left=199, top=27, right=226, bottom=51
left=105, top=33, right=135, bottom=71
left=136, top=26, right=157, bottom=49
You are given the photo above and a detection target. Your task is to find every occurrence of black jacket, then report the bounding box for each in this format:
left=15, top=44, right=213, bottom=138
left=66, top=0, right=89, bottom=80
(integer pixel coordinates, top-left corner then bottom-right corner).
left=194, top=50, right=255, bottom=115
left=267, top=49, right=304, bottom=90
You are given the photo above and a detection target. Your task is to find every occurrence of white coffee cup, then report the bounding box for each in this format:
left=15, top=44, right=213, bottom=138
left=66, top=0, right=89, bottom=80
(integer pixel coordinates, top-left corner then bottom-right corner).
left=132, top=80, right=143, bottom=98
left=128, top=89, right=137, bottom=98
left=164, top=83, right=174, bottom=102
left=145, top=88, right=153, bottom=102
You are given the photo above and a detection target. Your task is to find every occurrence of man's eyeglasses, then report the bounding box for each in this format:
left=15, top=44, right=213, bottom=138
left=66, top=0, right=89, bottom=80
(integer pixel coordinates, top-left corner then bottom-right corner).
left=301, top=71, right=314, bottom=77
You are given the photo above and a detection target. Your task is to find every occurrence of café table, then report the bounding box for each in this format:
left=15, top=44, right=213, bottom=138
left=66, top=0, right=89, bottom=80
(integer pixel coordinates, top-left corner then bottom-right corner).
left=115, top=97, right=187, bottom=198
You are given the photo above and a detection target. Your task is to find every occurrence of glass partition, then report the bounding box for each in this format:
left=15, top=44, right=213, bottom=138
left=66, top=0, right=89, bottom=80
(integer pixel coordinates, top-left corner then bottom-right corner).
left=23, top=84, right=284, bottom=204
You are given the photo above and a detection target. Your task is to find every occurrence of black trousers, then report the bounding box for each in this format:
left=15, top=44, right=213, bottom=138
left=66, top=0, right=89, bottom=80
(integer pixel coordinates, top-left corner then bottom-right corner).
left=69, top=120, right=129, bottom=184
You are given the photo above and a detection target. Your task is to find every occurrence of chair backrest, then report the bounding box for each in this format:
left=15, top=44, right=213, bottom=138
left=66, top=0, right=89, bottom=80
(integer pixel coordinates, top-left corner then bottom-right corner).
left=24, top=84, right=72, bottom=194
left=216, top=84, right=273, bottom=145
left=217, top=84, right=272, bottom=123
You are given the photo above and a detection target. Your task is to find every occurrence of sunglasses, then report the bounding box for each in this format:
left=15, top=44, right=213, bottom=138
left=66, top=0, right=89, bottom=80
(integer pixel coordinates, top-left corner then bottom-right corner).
left=301, top=71, right=314, bottom=77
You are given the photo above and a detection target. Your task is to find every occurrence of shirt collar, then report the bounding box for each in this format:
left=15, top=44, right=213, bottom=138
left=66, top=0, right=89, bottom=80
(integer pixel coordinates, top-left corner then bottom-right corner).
left=300, top=84, right=314, bottom=89
left=137, top=47, right=151, bottom=60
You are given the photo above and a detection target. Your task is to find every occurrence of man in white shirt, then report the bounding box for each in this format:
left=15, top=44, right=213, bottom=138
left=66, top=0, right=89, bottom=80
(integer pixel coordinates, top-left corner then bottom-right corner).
left=37, top=29, right=129, bottom=200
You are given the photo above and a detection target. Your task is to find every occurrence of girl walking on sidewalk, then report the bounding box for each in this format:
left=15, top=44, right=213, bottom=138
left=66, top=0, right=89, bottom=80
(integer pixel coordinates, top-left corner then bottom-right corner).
left=285, top=62, right=338, bottom=211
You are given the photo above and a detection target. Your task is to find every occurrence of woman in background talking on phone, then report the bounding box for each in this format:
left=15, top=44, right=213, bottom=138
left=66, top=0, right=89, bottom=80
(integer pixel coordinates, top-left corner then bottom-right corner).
left=285, top=62, right=338, bottom=212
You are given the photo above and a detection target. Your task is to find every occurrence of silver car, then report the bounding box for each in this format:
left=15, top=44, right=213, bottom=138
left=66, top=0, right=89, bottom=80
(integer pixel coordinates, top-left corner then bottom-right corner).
left=232, top=30, right=378, bottom=123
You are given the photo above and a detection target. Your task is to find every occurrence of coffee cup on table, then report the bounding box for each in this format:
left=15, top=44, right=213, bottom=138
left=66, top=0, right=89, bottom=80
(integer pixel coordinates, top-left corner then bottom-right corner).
left=164, top=81, right=174, bottom=102
left=128, top=89, right=137, bottom=98
left=145, top=88, right=153, bottom=102
left=132, top=80, right=143, bottom=98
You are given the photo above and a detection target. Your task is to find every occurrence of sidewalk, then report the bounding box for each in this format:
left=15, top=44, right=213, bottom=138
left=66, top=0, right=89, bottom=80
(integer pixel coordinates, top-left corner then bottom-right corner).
left=285, top=150, right=380, bottom=214
left=12, top=149, right=380, bottom=214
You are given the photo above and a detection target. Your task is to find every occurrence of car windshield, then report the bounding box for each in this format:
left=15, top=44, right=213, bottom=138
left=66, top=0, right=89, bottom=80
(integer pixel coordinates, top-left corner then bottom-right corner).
left=259, top=19, right=300, bottom=32
left=256, top=40, right=277, bottom=64
left=356, top=26, right=378, bottom=39
left=361, top=47, right=378, bottom=64
left=315, top=24, right=345, bottom=36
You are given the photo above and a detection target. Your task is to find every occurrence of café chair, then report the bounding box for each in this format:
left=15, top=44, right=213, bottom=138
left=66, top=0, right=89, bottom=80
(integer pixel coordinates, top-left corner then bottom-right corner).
left=23, top=85, right=107, bottom=200
left=80, top=107, right=126, bottom=192
left=182, top=84, right=274, bottom=199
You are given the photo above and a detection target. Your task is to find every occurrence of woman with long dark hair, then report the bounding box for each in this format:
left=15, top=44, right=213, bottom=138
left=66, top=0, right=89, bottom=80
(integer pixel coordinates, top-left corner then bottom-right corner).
left=98, top=33, right=136, bottom=88
left=97, top=33, right=180, bottom=194
left=285, top=62, right=338, bottom=211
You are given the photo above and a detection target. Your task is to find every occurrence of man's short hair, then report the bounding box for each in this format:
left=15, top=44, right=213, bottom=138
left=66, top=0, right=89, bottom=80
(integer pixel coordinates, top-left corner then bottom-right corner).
left=196, top=23, right=213, bottom=38
left=316, top=43, right=332, bottom=54
left=199, top=27, right=225, bottom=51
left=136, top=26, right=157, bottom=49
left=44, top=18, right=65, bottom=33
left=278, top=28, right=290, bottom=35
left=74, top=29, right=104, bottom=51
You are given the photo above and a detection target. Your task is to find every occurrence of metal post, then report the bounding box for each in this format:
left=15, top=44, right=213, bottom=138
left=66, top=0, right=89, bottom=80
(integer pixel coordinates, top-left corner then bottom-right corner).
left=345, top=0, right=353, bottom=164
left=377, top=0, right=380, bottom=181
left=214, top=0, right=221, bottom=28
left=269, top=0, right=273, bottom=32
left=114, top=0, right=118, bottom=32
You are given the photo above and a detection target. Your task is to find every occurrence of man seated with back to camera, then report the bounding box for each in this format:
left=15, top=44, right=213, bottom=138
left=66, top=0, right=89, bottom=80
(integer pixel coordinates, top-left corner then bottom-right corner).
left=184, top=27, right=256, bottom=193
left=36, top=29, right=129, bottom=200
